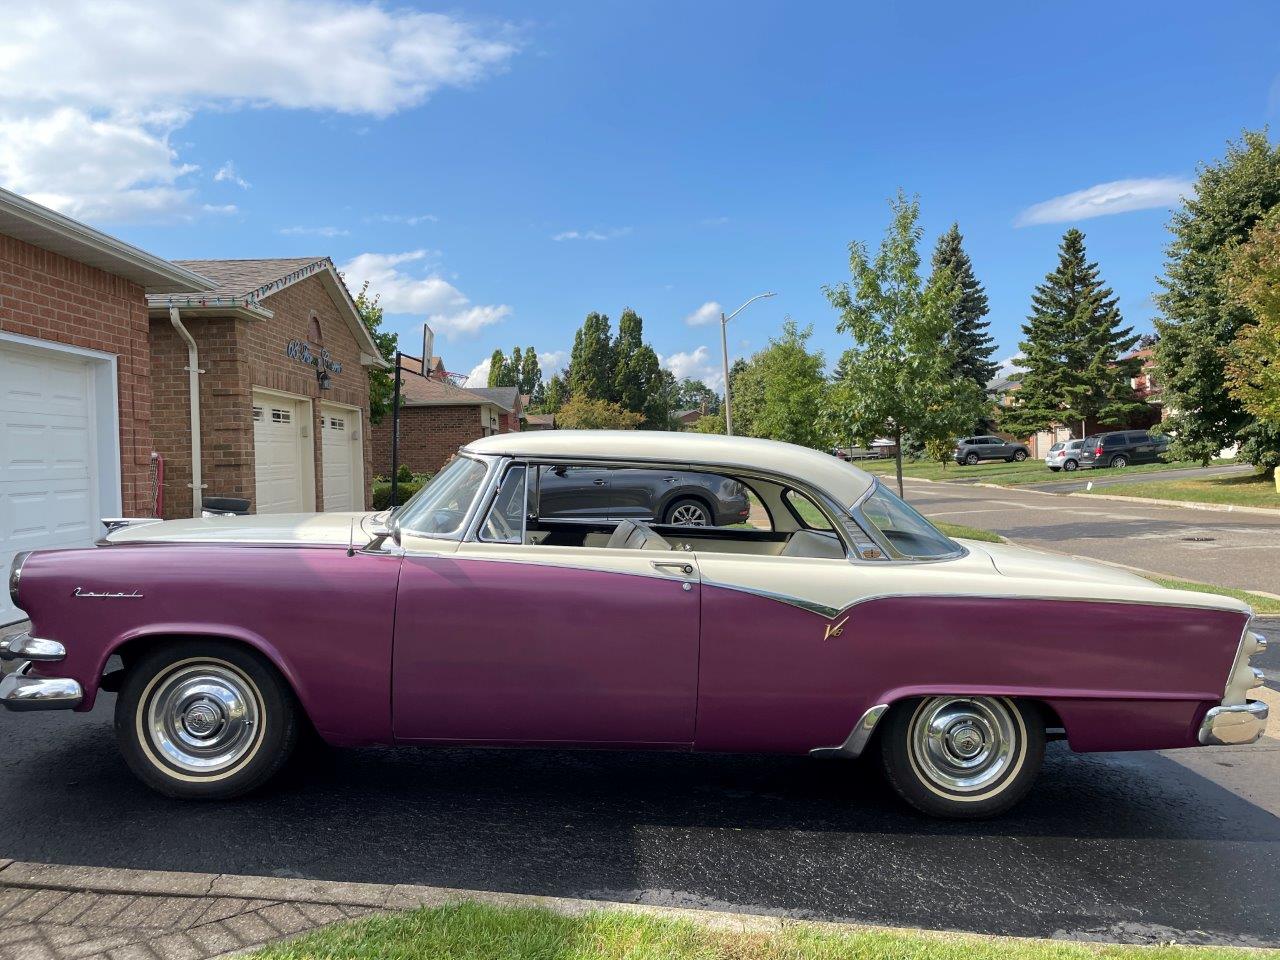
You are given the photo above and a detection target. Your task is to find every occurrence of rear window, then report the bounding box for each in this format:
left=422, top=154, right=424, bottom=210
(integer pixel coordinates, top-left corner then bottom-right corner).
left=1048, top=442, right=1063, bottom=453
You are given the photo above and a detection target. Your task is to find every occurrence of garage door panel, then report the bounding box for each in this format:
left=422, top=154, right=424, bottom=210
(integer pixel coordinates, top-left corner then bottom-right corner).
left=320, top=405, right=359, bottom=512
left=2, top=482, right=94, bottom=544
left=0, top=418, right=92, bottom=483
left=0, top=349, right=92, bottom=419
left=253, top=395, right=308, bottom=515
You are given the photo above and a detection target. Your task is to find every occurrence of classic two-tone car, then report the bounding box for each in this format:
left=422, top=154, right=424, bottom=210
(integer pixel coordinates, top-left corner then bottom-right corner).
left=1, top=432, right=1269, bottom=818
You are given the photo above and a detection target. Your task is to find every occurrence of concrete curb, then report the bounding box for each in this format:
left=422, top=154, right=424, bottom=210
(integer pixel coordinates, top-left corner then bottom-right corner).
left=0, top=858, right=1148, bottom=951
left=1069, top=490, right=1280, bottom=516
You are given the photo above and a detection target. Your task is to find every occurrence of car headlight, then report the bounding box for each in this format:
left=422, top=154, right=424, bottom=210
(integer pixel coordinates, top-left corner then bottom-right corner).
left=9, top=551, right=30, bottom=607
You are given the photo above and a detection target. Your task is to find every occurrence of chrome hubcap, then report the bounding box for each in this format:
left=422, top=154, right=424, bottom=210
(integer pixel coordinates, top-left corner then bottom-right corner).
left=145, top=663, right=261, bottom=774
left=909, top=697, right=1018, bottom=794
left=670, top=504, right=707, bottom=526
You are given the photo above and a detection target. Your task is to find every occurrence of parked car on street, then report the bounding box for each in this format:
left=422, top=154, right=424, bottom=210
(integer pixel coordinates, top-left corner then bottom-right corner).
left=1078, top=430, right=1171, bottom=469
left=536, top=465, right=750, bottom=527
left=1, top=431, right=1267, bottom=819
left=953, top=435, right=1030, bottom=465
left=1045, top=439, right=1084, bottom=472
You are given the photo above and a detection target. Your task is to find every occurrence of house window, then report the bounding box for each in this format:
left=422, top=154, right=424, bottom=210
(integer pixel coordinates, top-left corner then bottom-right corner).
left=329, top=416, right=345, bottom=430
left=308, top=311, right=323, bottom=344
left=252, top=406, right=263, bottom=422
left=271, top=408, right=292, bottom=424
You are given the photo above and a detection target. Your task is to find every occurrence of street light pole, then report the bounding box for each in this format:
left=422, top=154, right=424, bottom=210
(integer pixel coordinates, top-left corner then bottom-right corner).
left=719, top=292, right=776, bottom=436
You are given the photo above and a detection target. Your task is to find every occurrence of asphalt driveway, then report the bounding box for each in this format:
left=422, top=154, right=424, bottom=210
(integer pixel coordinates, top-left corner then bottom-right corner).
left=905, top=477, right=1280, bottom=594
left=0, top=625, right=1277, bottom=949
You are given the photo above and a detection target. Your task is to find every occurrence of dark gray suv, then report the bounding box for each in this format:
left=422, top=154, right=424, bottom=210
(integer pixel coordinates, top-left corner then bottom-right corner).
left=1078, top=430, right=1170, bottom=469
left=535, top=465, right=751, bottom=526
left=952, top=435, right=1030, bottom=465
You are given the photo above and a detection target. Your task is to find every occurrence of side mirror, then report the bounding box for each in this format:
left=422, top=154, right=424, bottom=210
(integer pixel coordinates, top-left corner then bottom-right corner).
left=367, top=519, right=401, bottom=550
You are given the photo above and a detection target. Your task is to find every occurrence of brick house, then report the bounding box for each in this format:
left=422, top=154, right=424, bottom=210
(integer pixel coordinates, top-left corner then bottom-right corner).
left=0, top=187, right=211, bottom=625
left=147, top=258, right=387, bottom=518
left=371, top=361, right=521, bottom=477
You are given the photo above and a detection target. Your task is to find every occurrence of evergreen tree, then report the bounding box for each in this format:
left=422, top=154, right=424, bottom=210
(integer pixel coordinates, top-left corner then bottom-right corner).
left=930, top=224, right=997, bottom=389
left=612, top=308, right=665, bottom=426
left=1002, top=229, right=1143, bottom=438
left=541, top=374, right=568, bottom=413
left=506, top=345, right=522, bottom=387
left=567, top=312, right=615, bottom=401
left=486, top=348, right=507, bottom=388
left=518, top=346, right=542, bottom=398
left=1156, top=130, right=1280, bottom=473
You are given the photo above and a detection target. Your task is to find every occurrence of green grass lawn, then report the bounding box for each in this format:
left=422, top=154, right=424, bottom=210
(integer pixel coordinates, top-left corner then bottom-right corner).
left=860, top=457, right=1233, bottom=486
left=247, top=901, right=1273, bottom=960
left=1143, top=575, right=1280, bottom=614
left=934, top=521, right=1003, bottom=543
left=1083, top=471, right=1279, bottom=510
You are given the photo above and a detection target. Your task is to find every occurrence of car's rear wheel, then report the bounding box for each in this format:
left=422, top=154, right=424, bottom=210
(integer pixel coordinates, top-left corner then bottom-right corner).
left=1063, top=459, right=1078, bottom=472
left=664, top=498, right=711, bottom=526
left=1109, top=454, right=1128, bottom=468
left=879, top=696, right=1044, bottom=819
left=964, top=453, right=979, bottom=465
left=114, top=640, right=299, bottom=800
left=1013, top=450, right=1028, bottom=462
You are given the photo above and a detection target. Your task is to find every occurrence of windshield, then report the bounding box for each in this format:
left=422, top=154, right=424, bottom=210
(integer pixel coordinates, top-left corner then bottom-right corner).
left=392, top=455, right=489, bottom=537
left=858, top=482, right=962, bottom=560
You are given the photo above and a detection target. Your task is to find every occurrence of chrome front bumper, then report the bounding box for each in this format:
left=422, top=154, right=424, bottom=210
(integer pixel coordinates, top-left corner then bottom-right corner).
left=1199, top=699, right=1269, bottom=746
left=0, top=630, right=81, bottom=712
left=0, top=661, right=83, bottom=711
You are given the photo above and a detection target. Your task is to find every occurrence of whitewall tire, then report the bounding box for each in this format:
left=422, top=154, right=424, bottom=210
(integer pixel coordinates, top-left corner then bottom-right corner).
left=879, top=696, right=1044, bottom=819
left=114, top=640, right=299, bottom=799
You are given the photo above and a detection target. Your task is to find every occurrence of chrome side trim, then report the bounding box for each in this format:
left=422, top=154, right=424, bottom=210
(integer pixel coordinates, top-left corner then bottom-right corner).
left=0, top=632, right=66, bottom=662
left=700, top=578, right=843, bottom=618
left=0, top=662, right=83, bottom=712
left=1198, top=699, right=1269, bottom=746
left=810, top=703, right=889, bottom=759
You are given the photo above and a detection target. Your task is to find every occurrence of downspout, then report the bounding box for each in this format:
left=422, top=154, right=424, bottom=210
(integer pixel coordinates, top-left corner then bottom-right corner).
left=169, top=306, right=203, bottom=517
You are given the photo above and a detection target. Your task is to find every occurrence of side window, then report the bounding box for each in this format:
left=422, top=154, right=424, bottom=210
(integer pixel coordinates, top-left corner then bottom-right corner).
left=783, top=489, right=834, bottom=531
left=480, top=466, right=527, bottom=544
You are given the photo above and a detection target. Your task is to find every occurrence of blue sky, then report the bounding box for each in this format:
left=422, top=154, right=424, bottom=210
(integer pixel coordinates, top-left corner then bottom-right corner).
left=4, top=1, right=1278, bottom=387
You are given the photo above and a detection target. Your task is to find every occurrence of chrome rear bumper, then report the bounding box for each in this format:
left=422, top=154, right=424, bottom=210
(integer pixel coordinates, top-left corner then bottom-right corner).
left=0, top=662, right=83, bottom=711
left=1199, top=699, right=1269, bottom=746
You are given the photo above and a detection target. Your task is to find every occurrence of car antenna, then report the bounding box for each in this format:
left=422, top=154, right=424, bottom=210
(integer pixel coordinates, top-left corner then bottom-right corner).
left=347, top=517, right=356, bottom=557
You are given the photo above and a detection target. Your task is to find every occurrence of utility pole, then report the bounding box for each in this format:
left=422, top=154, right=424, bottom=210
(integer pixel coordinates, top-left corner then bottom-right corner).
left=389, top=352, right=405, bottom=508
left=719, top=292, right=777, bottom=436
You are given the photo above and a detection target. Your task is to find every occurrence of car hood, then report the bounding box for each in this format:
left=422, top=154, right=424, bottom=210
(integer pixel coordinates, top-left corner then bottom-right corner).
left=960, top=539, right=1155, bottom=589
left=102, top=512, right=379, bottom=546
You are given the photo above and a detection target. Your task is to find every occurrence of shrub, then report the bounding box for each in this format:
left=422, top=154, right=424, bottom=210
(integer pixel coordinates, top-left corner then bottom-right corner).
left=372, top=480, right=424, bottom=511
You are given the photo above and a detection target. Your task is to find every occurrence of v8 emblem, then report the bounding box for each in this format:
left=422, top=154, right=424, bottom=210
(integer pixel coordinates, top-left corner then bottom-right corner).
left=822, top=616, right=849, bottom=642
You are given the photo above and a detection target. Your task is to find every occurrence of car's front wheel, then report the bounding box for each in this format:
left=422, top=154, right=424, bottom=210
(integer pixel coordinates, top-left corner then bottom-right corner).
left=878, top=696, right=1044, bottom=819
left=964, top=453, right=979, bottom=465
left=664, top=498, right=711, bottom=526
left=114, top=640, right=299, bottom=800
left=1048, top=466, right=1061, bottom=472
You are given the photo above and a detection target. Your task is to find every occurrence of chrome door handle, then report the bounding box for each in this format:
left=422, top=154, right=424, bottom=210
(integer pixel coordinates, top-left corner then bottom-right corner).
left=651, top=560, right=694, bottom=576
left=592, top=478, right=606, bottom=486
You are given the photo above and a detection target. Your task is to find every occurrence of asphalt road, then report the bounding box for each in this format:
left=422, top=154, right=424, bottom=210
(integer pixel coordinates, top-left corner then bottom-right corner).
left=1, top=624, right=1277, bottom=948
left=905, top=476, right=1280, bottom=594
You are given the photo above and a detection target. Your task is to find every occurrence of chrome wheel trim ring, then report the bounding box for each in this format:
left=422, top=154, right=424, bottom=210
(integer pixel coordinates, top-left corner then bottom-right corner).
left=669, top=503, right=708, bottom=526
left=906, top=697, right=1025, bottom=801
left=138, top=659, right=265, bottom=779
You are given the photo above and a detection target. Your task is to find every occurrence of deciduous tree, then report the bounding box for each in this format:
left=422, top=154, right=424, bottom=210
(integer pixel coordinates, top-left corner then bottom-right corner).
left=567, top=312, right=616, bottom=401
left=824, top=192, right=988, bottom=496
left=1156, top=130, right=1280, bottom=474
left=1224, top=207, right=1280, bottom=433
left=352, top=282, right=398, bottom=424
left=555, top=396, right=644, bottom=430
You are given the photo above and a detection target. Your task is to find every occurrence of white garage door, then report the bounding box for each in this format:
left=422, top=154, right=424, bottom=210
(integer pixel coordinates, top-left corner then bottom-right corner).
left=320, top=404, right=362, bottom=512
left=253, top=393, right=308, bottom=514
left=0, top=342, right=100, bottom=626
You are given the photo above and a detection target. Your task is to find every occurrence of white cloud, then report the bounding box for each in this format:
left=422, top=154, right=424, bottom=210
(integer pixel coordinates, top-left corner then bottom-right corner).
left=551, top=226, right=632, bottom=241
left=280, top=225, right=349, bottom=237
left=0, top=0, right=519, bottom=221
left=538, top=349, right=568, bottom=374
left=660, top=345, right=723, bottom=390
left=340, top=250, right=511, bottom=338
left=1015, top=177, right=1194, bottom=227
left=372, top=213, right=438, bottom=226
left=467, top=357, right=491, bottom=386
left=213, top=161, right=250, bottom=189
left=684, top=301, right=723, bottom=326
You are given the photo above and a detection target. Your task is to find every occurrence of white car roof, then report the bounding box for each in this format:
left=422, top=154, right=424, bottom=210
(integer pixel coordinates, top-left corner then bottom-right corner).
left=464, top=430, right=876, bottom=507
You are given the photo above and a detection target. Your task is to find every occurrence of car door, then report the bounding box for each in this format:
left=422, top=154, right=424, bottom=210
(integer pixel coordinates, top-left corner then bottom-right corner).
left=391, top=464, right=701, bottom=745
left=605, top=467, right=663, bottom=520
left=978, top=436, right=1001, bottom=460
left=535, top=464, right=611, bottom=520
left=1130, top=431, right=1155, bottom=463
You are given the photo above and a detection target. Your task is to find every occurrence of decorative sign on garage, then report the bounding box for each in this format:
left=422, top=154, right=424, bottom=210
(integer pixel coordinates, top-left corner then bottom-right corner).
left=285, top=339, right=343, bottom=375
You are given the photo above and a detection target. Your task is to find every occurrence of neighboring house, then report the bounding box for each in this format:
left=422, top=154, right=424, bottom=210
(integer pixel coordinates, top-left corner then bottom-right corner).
left=371, top=359, right=520, bottom=476
left=524, top=413, right=556, bottom=431
left=0, top=187, right=212, bottom=625
left=673, top=408, right=704, bottom=430
left=148, top=257, right=387, bottom=518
